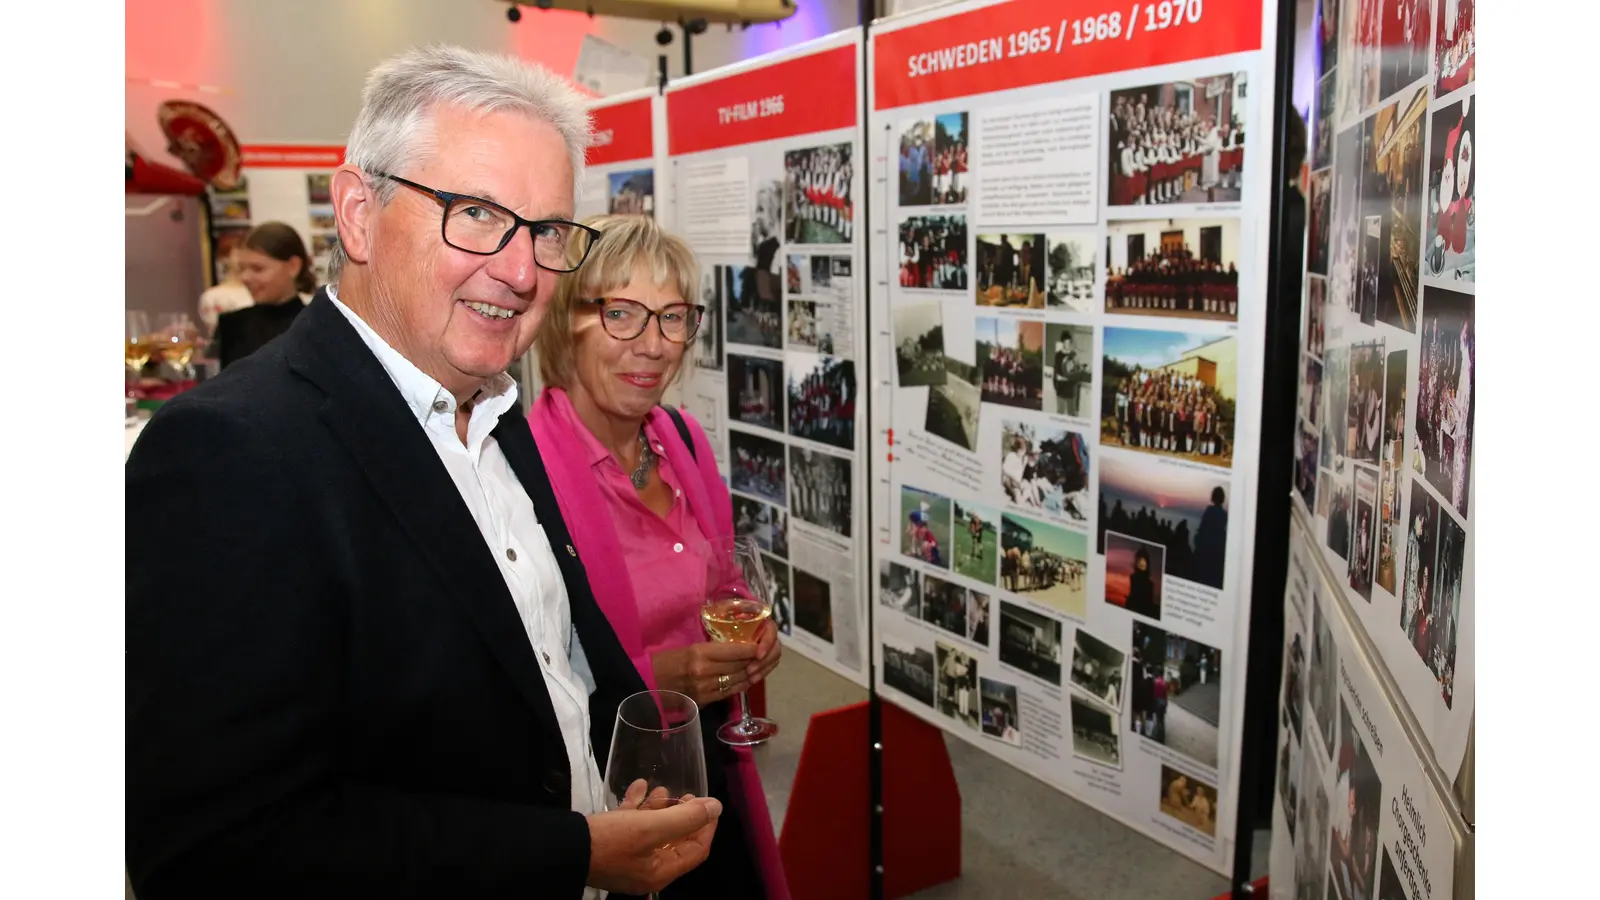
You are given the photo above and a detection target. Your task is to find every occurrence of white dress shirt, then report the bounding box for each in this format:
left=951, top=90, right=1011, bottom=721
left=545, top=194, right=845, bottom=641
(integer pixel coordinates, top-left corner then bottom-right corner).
left=327, top=287, right=606, bottom=898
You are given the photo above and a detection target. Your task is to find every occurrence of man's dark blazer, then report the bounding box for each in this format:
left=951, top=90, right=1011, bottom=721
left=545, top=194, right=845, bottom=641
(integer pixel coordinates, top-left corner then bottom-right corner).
left=126, top=292, right=649, bottom=899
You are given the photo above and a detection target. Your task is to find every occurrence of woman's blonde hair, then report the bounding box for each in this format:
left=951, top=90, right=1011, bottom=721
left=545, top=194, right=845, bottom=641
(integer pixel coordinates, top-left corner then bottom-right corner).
left=536, top=213, right=702, bottom=391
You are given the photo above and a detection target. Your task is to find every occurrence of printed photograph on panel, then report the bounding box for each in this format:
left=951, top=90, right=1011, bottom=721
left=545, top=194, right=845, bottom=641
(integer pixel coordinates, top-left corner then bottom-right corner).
left=1101, top=328, right=1236, bottom=467
left=1411, top=286, right=1473, bottom=518
left=784, top=142, right=853, bottom=245
left=1043, top=323, right=1094, bottom=420
left=1098, top=451, right=1231, bottom=591
left=1106, top=218, right=1240, bottom=322
left=1424, top=98, right=1475, bottom=285
left=1107, top=73, right=1247, bottom=206
left=898, top=214, right=968, bottom=290
left=976, top=233, right=1047, bottom=308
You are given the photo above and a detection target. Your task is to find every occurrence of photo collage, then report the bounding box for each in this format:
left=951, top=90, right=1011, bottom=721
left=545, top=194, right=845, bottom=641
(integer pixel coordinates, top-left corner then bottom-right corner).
left=1295, top=0, right=1474, bottom=763
left=670, top=51, right=867, bottom=685
left=875, top=56, right=1258, bottom=869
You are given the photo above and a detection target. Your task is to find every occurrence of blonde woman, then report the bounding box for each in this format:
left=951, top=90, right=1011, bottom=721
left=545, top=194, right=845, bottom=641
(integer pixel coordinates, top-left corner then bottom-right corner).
left=527, top=214, right=787, bottom=899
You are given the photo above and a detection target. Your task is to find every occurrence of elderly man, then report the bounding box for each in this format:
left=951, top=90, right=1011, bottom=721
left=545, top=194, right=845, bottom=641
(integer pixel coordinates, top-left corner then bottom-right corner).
left=126, top=46, right=720, bottom=899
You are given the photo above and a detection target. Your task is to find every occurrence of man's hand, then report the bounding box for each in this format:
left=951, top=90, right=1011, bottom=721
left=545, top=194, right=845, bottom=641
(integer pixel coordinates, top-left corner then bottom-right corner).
left=586, top=780, right=722, bottom=895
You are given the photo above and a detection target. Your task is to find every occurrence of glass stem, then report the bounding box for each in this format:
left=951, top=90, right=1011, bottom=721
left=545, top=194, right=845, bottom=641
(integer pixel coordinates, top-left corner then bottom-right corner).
left=737, top=689, right=754, bottom=730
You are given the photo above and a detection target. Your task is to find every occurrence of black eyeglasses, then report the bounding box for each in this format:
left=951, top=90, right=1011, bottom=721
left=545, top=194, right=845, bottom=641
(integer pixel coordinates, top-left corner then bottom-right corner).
left=370, top=171, right=602, bottom=272
left=587, top=298, right=706, bottom=343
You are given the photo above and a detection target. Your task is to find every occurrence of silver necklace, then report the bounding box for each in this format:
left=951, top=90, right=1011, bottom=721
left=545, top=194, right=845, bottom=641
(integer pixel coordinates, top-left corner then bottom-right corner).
left=630, top=431, right=655, bottom=489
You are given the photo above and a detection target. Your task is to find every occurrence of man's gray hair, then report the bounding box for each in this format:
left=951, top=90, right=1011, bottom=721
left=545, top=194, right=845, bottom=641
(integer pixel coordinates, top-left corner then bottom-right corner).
left=329, top=44, right=591, bottom=279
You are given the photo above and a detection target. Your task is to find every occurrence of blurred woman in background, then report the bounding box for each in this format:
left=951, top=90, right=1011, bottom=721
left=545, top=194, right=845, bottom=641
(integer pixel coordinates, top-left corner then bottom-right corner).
left=216, top=222, right=315, bottom=368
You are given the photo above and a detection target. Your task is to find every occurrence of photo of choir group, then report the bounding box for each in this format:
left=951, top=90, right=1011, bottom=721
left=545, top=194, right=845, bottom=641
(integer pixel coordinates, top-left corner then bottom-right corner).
left=1044, top=324, right=1094, bottom=420
left=789, top=446, right=853, bottom=538
left=1300, top=355, right=1323, bottom=427
left=1070, top=628, right=1126, bottom=711
left=786, top=352, right=854, bottom=451
left=1400, top=482, right=1463, bottom=708
left=1329, top=699, right=1384, bottom=900
left=977, top=317, right=1044, bottom=411
left=1107, top=73, right=1247, bottom=206
left=734, top=496, right=789, bottom=560
left=1130, top=622, right=1224, bottom=770
left=976, top=233, right=1047, bottom=308
left=936, top=640, right=981, bottom=732
left=897, top=112, right=969, bottom=207
left=606, top=168, right=654, bottom=216
left=1046, top=234, right=1097, bottom=312
left=1071, top=696, right=1122, bottom=769
left=883, top=634, right=936, bottom=707
left=727, top=353, right=783, bottom=432
left=730, top=430, right=787, bottom=506
left=898, top=215, right=968, bottom=290
left=784, top=142, right=854, bottom=245
left=1158, top=765, right=1219, bottom=837
left=725, top=263, right=783, bottom=349
left=1105, top=219, right=1240, bottom=322
left=1378, top=0, right=1432, bottom=107
left=953, top=501, right=1000, bottom=586
left=1097, top=450, right=1232, bottom=593
left=1101, top=329, right=1237, bottom=468
left=999, top=513, right=1088, bottom=619
left=694, top=267, right=724, bottom=370
left=1424, top=97, right=1473, bottom=283
left=999, top=420, right=1091, bottom=524
left=998, top=599, right=1063, bottom=686
left=980, top=677, right=1020, bottom=746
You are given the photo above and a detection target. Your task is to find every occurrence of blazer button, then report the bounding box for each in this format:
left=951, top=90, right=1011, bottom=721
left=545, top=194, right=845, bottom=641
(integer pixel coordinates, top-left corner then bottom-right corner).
left=544, top=770, right=570, bottom=796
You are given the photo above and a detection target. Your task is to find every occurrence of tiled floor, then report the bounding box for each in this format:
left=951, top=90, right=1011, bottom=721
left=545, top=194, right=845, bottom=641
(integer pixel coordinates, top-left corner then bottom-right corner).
left=754, top=653, right=1271, bottom=899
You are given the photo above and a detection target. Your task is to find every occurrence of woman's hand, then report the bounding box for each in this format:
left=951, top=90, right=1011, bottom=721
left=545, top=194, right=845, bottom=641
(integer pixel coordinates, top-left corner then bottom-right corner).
left=651, top=641, right=760, bottom=707
left=745, top=619, right=782, bottom=686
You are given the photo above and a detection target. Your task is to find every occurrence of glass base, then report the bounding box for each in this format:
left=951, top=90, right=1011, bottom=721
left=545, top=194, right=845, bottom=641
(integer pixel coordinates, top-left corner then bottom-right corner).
left=717, top=716, right=779, bottom=747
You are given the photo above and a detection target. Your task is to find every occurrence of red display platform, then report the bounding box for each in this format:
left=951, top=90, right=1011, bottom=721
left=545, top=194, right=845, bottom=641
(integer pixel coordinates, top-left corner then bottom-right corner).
left=778, top=700, right=961, bottom=900
left=1213, top=877, right=1268, bottom=899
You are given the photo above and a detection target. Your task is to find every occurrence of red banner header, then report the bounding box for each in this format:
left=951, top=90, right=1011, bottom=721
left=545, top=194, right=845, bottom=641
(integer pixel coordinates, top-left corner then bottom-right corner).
left=240, top=145, right=346, bottom=168
left=667, top=44, right=858, bottom=156
left=586, top=97, right=655, bottom=166
left=873, top=0, right=1262, bottom=110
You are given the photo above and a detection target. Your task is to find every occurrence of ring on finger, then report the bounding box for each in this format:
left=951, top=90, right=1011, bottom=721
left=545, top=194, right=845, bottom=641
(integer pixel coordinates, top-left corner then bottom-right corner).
left=718, top=674, right=731, bottom=693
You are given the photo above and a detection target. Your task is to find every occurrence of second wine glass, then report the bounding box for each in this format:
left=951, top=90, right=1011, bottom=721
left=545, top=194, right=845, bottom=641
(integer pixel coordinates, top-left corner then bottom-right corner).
left=702, top=535, right=780, bottom=747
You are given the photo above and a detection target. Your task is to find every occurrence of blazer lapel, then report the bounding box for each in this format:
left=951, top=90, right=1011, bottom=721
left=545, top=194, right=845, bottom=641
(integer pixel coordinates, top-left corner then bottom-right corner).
left=285, top=296, right=561, bottom=732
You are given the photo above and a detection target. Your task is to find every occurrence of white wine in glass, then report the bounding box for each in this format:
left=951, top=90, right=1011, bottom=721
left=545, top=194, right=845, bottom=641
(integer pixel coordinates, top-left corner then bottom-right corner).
left=157, top=313, right=199, bottom=372
left=703, top=536, right=779, bottom=747
left=126, top=311, right=154, bottom=398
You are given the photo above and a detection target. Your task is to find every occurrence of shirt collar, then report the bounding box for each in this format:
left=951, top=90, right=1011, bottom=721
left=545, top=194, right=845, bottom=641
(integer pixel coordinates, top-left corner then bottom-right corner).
left=548, top=388, right=666, bottom=471
left=325, top=283, right=519, bottom=428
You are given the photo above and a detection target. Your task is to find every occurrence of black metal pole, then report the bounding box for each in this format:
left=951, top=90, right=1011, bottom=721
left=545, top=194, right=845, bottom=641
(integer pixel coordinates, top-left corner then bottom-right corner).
left=1232, top=0, right=1303, bottom=896
left=861, top=2, right=884, bottom=897
left=682, top=23, right=693, bottom=77
left=657, top=53, right=668, bottom=94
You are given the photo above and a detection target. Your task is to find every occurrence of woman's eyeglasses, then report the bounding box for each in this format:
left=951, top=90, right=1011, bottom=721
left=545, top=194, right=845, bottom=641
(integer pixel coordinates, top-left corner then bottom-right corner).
left=588, top=298, right=706, bottom=343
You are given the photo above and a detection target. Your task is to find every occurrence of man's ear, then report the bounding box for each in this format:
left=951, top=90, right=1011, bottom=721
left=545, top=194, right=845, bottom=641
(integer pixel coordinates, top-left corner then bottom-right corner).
left=332, top=165, right=376, bottom=264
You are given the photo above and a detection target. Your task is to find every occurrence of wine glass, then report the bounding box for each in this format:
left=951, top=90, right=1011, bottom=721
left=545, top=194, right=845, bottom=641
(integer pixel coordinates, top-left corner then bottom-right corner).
left=156, top=313, right=200, bottom=380
left=702, top=535, right=780, bottom=746
left=126, top=311, right=153, bottom=399
left=604, top=690, right=709, bottom=900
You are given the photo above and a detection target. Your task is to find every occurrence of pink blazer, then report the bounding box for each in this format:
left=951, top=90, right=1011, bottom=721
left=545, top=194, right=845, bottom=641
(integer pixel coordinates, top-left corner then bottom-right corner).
left=528, top=388, right=789, bottom=900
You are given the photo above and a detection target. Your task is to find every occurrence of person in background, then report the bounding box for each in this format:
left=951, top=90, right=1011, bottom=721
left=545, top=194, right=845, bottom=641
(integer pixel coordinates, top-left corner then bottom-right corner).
left=215, top=222, right=315, bottom=368
left=527, top=213, right=787, bottom=899
left=196, top=247, right=252, bottom=337
left=127, top=46, right=721, bottom=900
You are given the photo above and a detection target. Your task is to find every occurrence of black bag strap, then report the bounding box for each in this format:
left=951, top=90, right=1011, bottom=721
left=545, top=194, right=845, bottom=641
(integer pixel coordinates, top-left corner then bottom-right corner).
left=661, top=405, right=696, bottom=462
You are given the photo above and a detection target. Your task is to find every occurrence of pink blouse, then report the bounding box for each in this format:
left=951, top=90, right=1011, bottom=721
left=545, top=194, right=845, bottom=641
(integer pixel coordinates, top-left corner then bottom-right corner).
left=555, top=397, right=713, bottom=658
